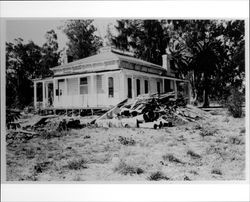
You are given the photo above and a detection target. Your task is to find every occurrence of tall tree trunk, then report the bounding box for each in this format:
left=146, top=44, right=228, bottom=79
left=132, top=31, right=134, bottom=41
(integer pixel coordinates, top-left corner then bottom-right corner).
left=203, top=74, right=210, bottom=107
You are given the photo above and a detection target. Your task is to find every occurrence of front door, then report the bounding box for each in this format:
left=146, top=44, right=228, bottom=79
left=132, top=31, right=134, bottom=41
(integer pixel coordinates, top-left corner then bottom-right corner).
left=58, top=79, right=65, bottom=103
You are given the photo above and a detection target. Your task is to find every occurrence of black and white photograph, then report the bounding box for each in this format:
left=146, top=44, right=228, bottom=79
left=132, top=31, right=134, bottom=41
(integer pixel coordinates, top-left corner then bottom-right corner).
left=3, top=17, right=247, bottom=182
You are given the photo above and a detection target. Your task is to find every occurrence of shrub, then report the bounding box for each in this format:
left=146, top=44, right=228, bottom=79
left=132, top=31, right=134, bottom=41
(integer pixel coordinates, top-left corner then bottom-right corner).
left=66, top=158, right=88, bottom=170
left=211, top=168, right=222, bottom=175
left=187, top=150, right=201, bottom=159
left=41, top=130, right=68, bottom=139
left=148, top=171, right=170, bottom=181
left=162, top=154, right=184, bottom=164
left=229, top=136, right=244, bottom=145
left=34, top=161, right=51, bottom=173
left=199, top=127, right=217, bottom=137
left=114, top=161, right=144, bottom=175
left=118, top=136, right=135, bottom=146
left=225, top=88, right=244, bottom=118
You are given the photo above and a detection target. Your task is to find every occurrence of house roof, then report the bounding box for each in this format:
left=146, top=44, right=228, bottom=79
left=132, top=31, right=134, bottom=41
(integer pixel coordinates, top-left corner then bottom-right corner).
left=51, top=50, right=164, bottom=71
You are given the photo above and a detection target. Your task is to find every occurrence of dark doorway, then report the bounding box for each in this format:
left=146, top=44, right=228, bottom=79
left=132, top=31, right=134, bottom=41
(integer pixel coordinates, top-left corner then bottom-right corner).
left=136, top=79, right=141, bottom=96
left=164, top=79, right=171, bottom=92
left=127, top=78, right=132, bottom=98
left=157, top=81, right=161, bottom=94
left=144, top=80, right=149, bottom=94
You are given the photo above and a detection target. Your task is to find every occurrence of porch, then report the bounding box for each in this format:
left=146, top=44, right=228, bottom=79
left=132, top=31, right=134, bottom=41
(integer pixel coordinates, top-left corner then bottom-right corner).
left=33, top=72, right=121, bottom=110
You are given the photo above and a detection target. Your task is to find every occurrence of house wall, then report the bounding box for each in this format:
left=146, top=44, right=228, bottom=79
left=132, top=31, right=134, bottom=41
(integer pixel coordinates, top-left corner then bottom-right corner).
left=121, top=69, right=166, bottom=99
left=52, top=71, right=122, bottom=108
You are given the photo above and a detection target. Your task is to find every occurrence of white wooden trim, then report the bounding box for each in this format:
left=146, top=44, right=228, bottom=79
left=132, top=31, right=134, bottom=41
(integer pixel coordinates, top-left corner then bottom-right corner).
left=34, top=82, right=37, bottom=109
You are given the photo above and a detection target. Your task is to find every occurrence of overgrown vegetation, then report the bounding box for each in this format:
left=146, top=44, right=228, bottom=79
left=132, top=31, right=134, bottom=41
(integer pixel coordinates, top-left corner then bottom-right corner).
left=162, top=154, right=184, bottom=164
left=118, top=136, right=136, bottom=146
left=114, top=161, right=144, bottom=175
left=65, top=158, right=88, bottom=170
left=111, top=20, right=245, bottom=107
left=148, top=171, right=170, bottom=181
left=225, top=88, right=244, bottom=118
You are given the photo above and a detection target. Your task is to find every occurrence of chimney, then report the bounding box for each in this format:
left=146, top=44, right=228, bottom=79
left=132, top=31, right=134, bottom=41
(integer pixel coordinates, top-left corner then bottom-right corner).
left=162, top=54, right=171, bottom=74
left=60, top=48, right=68, bottom=65
left=99, top=46, right=112, bottom=53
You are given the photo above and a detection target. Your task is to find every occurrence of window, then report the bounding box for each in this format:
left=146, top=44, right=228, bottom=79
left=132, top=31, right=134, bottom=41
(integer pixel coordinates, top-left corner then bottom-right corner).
left=144, top=80, right=148, bottom=94
left=136, top=79, right=141, bottom=96
left=96, top=75, right=103, bottom=93
left=157, top=81, right=161, bottom=94
left=80, top=77, right=88, bottom=94
left=108, top=77, right=114, bottom=97
left=127, top=78, right=132, bottom=98
left=36, top=82, right=43, bottom=102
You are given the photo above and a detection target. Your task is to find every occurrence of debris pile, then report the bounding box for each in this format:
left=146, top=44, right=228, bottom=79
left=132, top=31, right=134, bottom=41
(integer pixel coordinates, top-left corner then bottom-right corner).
left=94, top=92, right=209, bottom=129
left=31, top=115, right=83, bottom=133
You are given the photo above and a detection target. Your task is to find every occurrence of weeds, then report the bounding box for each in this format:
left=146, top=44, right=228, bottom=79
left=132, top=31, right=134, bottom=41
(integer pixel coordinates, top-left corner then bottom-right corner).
left=26, top=148, right=36, bottom=159
left=66, top=158, right=88, bottom=170
left=118, top=136, right=136, bottom=146
left=34, top=161, right=51, bottom=173
left=211, top=168, right=222, bottom=175
left=199, top=127, right=217, bottom=137
left=162, top=154, right=184, bottom=164
left=41, top=130, right=68, bottom=139
left=114, top=161, right=144, bottom=175
left=187, top=150, right=201, bottom=159
left=229, top=136, right=244, bottom=145
left=225, top=88, right=244, bottom=118
left=240, top=127, right=245, bottom=134
left=148, top=171, right=170, bottom=181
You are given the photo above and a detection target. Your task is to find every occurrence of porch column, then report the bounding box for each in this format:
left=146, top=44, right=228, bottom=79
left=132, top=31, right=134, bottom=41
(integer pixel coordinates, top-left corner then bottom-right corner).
left=174, top=80, right=178, bottom=99
left=34, top=82, right=37, bottom=109
left=77, top=77, right=80, bottom=94
left=65, top=78, right=68, bottom=106
left=188, top=81, right=192, bottom=104
left=53, top=79, right=56, bottom=107
left=89, top=75, right=95, bottom=107
left=132, top=75, right=135, bottom=99
left=162, top=78, right=165, bottom=93
left=65, top=78, right=68, bottom=95
left=42, top=81, right=46, bottom=108
left=119, top=73, right=125, bottom=101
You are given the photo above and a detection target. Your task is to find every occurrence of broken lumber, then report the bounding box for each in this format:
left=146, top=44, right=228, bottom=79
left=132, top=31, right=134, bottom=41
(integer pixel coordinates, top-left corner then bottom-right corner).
left=92, top=99, right=128, bottom=124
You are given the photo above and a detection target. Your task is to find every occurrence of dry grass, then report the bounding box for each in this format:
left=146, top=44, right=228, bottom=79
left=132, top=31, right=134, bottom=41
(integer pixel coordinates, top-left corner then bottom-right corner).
left=6, top=108, right=245, bottom=181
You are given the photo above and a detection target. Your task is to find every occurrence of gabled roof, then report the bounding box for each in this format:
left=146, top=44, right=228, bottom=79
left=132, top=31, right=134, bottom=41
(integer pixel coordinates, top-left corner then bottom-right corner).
left=51, top=50, right=164, bottom=71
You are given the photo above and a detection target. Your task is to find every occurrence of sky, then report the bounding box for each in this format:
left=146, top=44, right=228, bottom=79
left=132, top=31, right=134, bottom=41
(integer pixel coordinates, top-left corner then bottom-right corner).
left=6, top=19, right=117, bottom=50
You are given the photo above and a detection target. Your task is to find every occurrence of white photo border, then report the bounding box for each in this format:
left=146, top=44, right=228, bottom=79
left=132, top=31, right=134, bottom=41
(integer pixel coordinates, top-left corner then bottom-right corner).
left=1, top=1, right=249, bottom=202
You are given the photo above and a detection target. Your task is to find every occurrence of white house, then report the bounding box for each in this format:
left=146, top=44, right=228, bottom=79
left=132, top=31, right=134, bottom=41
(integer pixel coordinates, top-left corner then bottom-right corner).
left=33, top=47, right=191, bottom=110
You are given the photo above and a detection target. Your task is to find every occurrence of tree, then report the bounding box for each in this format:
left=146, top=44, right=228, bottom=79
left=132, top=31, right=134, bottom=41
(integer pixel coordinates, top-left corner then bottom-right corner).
left=111, top=20, right=170, bottom=65
left=6, top=30, right=61, bottom=109
left=165, top=20, right=244, bottom=107
left=112, top=19, right=245, bottom=107
left=6, top=39, right=42, bottom=108
left=39, top=30, right=60, bottom=78
left=60, top=20, right=103, bottom=61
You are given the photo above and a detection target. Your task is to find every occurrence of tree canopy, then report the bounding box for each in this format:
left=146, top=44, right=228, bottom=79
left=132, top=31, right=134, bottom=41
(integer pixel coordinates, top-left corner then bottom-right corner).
left=6, top=30, right=60, bottom=109
left=111, top=19, right=245, bottom=107
left=60, top=20, right=103, bottom=61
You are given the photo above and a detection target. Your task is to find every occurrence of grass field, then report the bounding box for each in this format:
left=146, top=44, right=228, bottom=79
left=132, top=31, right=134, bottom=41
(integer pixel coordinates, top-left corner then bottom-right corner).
left=6, top=108, right=245, bottom=181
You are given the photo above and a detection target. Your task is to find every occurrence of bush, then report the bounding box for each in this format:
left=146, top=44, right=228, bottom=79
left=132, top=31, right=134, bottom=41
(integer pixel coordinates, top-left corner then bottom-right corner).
left=34, top=161, right=51, bottom=173
left=187, top=150, right=201, bottom=159
left=225, top=88, right=244, bottom=118
left=114, top=161, right=144, bottom=175
left=118, top=136, right=136, bottom=146
left=162, top=154, right=184, bottom=164
left=148, top=171, right=170, bottom=181
left=199, top=127, right=217, bottom=137
left=211, top=168, right=222, bottom=175
left=66, top=158, right=88, bottom=170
